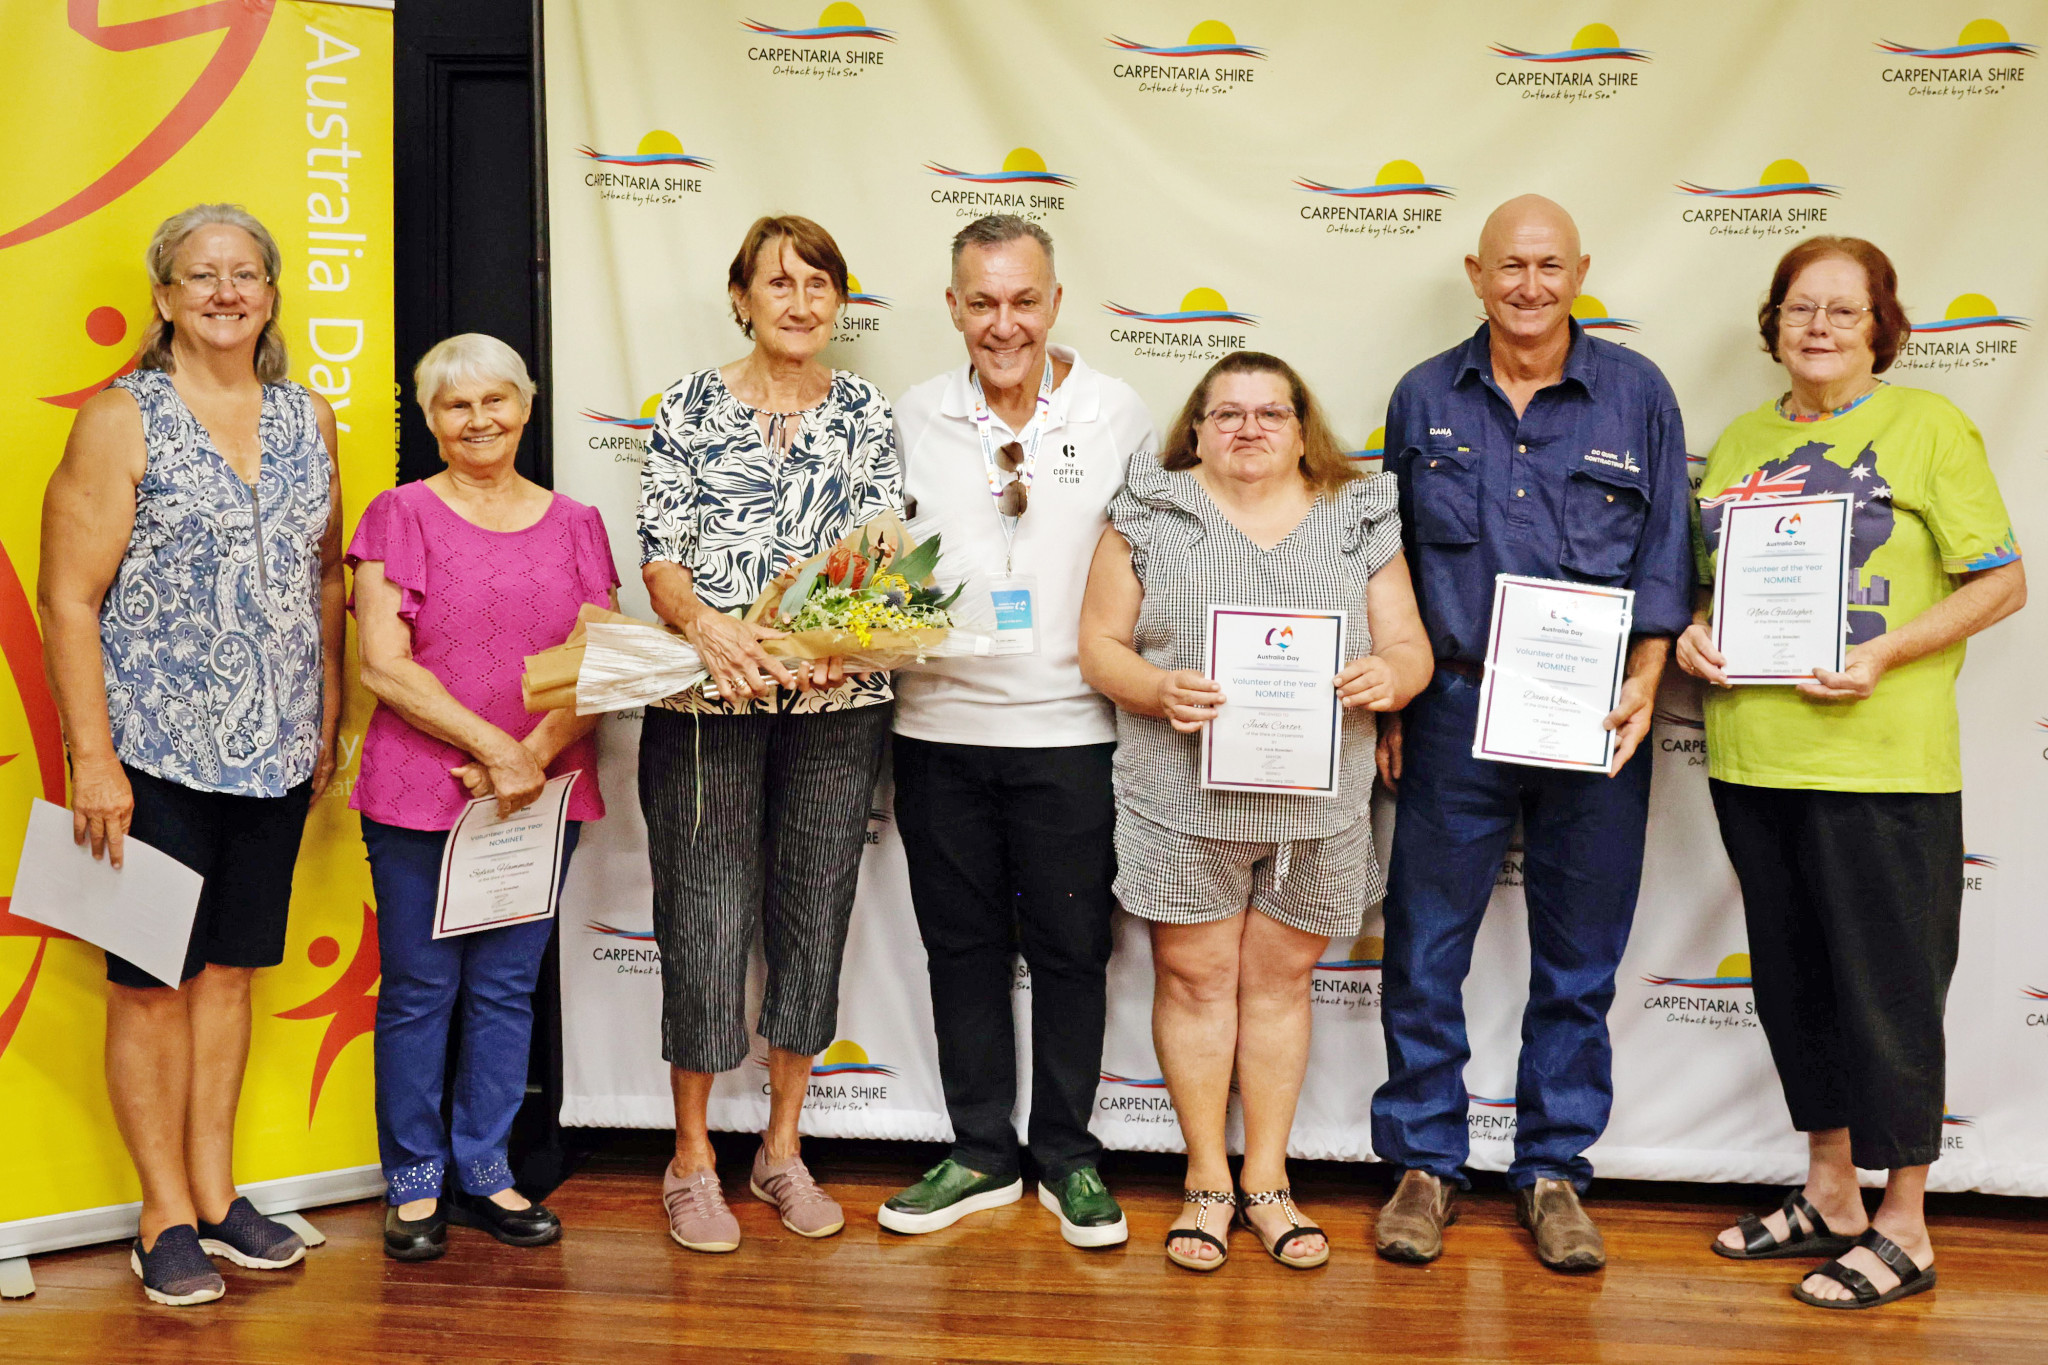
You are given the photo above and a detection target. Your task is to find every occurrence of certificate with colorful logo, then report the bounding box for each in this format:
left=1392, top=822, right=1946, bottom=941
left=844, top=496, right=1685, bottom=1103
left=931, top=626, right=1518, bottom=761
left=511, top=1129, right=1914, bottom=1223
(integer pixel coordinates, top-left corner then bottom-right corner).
left=1200, top=605, right=1346, bottom=796
left=1473, top=576, right=1634, bottom=772
left=434, top=771, right=581, bottom=939
left=1711, top=493, right=1852, bottom=684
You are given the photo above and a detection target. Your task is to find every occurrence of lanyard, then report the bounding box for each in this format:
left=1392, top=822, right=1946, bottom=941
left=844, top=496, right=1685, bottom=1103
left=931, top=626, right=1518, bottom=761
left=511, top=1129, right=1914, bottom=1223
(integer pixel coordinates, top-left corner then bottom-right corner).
left=969, top=358, right=1055, bottom=571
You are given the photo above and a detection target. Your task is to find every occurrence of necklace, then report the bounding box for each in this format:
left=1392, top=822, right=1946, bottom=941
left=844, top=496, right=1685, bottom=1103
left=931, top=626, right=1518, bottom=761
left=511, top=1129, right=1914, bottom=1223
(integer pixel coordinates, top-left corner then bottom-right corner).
left=1778, top=380, right=1884, bottom=423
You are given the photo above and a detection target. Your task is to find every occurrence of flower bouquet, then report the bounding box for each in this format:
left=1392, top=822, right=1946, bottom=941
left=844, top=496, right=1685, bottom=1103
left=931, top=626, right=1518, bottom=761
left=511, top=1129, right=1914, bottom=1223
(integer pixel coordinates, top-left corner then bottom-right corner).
left=521, top=515, right=990, bottom=716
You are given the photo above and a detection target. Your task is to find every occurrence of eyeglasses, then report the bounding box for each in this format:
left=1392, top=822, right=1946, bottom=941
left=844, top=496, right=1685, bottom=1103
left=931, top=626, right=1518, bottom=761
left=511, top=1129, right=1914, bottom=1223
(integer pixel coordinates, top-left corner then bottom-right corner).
left=995, top=441, right=1028, bottom=516
left=1779, top=302, right=1870, bottom=329
left=173, top=269, right=271, bottom=297
left=1205, top=405, right=1296, bottom=433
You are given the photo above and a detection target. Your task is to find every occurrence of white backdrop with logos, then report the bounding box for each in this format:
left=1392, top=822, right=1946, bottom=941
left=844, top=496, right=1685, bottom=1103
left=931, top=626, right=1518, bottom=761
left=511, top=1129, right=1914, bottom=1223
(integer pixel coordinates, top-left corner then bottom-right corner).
left=541, top=0, right=2048, bottom=1194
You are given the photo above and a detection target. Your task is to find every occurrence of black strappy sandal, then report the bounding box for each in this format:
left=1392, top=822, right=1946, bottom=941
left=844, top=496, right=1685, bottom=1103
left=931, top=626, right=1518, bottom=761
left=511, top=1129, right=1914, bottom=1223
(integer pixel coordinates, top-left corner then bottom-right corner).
left=1237, top=1188, right=1330, bottom=1269
left=1164, top=1189, right=1234, bottom=1272
left=1712, top=1190, right=1859, bottom=1261
left=1791, top=1228, right=1937, bottom=1310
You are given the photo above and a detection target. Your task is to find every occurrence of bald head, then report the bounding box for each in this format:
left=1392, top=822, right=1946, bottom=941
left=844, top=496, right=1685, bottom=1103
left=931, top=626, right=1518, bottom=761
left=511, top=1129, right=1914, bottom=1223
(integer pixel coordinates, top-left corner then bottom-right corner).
left=1465, top=194, right=1589, bottom=350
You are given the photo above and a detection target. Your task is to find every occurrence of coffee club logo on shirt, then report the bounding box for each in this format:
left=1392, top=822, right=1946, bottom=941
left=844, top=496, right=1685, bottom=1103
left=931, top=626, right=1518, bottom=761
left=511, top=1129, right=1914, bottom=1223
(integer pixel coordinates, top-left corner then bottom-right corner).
left=1107, top=20, right=1263, bottom=97
left=1570, top=295, right=1637, bottom=334
left=1877, top=19, right=2033, bottom=97
left=1314, top=935, right=1383, bottom=1010
left=1296, top=160, right=1453, bottom=237
left=1676, top=160, right=1836, bottom=238
left=926, top=148, right=1070, bottom=220
left=1641, top=953, right=1759, bottom=1030
left=1098, top=1071, right=1176, bottom=1120
left=1492, top=24, right=1649, bottom=101
left=742, top=4, right=894, bottom=80
left=578, top=132, right=711, bottom=203
left=580, top=395, right=661, bottom=462
left=1104, top=287, right=1255, bottom=363
left=1894, top=294, right=2028, bottom=372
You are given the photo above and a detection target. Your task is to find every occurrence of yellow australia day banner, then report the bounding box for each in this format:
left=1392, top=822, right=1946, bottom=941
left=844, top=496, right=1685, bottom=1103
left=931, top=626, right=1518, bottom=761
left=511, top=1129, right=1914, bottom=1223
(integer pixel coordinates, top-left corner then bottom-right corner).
left=0, top=0, right=393, bottom=1250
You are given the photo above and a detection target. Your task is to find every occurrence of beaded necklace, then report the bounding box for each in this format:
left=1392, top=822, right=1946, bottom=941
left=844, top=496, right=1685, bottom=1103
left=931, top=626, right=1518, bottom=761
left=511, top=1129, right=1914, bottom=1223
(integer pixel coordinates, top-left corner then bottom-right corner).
left=1777, top=380, right=1885, bottom=423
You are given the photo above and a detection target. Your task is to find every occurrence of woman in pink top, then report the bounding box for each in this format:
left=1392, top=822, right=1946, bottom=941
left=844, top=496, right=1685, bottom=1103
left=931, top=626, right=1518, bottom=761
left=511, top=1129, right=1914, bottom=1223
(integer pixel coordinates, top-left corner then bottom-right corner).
left=348, top=334, right=619, bottom=1262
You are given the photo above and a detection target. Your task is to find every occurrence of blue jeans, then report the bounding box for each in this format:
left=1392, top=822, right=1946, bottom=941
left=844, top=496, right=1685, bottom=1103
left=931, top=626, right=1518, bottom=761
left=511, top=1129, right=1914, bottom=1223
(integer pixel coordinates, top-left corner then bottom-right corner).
left=1370, top=670, right=1650, bottom=1191
left=362, top=816, right=581, bottom=1204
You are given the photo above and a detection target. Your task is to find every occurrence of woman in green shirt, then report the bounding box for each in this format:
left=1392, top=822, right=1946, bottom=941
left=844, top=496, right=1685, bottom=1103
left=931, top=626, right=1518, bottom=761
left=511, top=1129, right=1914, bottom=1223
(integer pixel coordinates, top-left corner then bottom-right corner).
left=1678, top=236, right=2025, bottom=1310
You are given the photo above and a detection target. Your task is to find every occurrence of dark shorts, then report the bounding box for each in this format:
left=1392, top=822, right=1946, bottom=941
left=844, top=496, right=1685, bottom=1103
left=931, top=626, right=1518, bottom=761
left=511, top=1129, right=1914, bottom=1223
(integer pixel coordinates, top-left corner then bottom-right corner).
left=104, top=764, right=314, bottom=989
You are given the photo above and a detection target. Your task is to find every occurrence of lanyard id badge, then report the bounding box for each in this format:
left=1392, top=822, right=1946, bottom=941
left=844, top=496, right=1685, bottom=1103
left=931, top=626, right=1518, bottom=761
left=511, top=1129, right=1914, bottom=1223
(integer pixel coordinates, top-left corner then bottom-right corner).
left=988, top=572, right=1039, bottom=656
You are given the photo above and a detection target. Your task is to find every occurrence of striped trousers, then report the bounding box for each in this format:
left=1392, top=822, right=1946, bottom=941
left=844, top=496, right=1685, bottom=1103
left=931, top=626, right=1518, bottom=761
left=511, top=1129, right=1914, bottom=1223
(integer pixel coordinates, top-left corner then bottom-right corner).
left=639, top=703, right=891, bottom=1073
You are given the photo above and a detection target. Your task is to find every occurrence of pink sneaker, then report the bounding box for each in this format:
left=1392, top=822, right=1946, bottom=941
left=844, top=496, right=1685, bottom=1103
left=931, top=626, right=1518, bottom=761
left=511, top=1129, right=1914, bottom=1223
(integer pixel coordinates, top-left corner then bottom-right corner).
left=749, top=1147, right=845, bottom=1238
left=662, top=1165, right=740, bottom=1253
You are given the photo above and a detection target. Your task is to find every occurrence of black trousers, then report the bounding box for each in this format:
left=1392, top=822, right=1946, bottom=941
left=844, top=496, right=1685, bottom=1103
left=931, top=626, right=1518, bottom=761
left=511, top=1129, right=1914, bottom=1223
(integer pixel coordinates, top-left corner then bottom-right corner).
left=1708, top=779, right=1963, bottom=1170
left=893, top=736, right=1116, bottom=1184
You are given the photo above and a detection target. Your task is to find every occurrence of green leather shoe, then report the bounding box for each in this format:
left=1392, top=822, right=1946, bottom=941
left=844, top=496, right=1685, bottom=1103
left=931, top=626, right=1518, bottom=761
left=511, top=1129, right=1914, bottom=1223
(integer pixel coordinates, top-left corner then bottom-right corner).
left=876, top=1160, right=1022, bottom=1235
left=1038, top=1168, right=1128, bottom=1248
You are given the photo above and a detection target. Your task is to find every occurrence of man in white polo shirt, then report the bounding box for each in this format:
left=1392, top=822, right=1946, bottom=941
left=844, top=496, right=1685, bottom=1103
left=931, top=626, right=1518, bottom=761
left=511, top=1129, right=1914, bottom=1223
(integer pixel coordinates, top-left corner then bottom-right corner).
left=878, top=216, right=1158, bottom=1248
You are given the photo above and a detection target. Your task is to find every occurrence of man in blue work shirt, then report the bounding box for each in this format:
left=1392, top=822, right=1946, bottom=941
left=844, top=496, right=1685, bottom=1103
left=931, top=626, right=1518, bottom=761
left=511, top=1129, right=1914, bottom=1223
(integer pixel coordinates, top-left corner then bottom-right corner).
left=1370, top=195, right=1691, bottom=1273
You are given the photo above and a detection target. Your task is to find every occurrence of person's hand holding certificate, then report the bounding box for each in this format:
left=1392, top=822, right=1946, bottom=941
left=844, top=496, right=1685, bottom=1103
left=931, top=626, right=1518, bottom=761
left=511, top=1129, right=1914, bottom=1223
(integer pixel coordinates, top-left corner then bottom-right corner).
left=1473, top=576, right=1634, bottom=772
left=1200, top=605, right=1346, bottom=796
left=434, top=771, right=580, bottom=939
left=1710, top=494, right=1852, bottom=684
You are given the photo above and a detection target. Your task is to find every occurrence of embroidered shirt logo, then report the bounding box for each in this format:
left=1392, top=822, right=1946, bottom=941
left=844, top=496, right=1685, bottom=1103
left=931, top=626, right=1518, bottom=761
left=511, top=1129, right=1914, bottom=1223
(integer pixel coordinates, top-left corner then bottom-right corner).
left=1429, top=427, right=1454, bottom=438
left=1585, top=447, right=1639, bottom=473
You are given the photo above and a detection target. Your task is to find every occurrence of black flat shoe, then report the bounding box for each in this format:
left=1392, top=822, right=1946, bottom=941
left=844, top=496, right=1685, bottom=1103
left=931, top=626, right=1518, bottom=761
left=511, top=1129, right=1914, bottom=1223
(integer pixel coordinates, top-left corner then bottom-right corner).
left=448, top=1190, right=562, bottom=1247
left=383, top=1203, right=447, bottom=1262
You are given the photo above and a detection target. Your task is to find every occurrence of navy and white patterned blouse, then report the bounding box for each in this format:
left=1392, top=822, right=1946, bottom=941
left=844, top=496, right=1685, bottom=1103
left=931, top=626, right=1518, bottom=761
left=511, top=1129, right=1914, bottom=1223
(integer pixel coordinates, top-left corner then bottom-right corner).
left=100, top=369, right=331, bottom=796
left=637, top=367, right=902, bottom=714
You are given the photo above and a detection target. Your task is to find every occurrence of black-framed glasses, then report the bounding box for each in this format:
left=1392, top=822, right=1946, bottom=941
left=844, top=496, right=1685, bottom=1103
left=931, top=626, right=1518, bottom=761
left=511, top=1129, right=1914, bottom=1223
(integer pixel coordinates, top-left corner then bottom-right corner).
left=1205, top=405, right=1296, bottom=433
left=1779, top=302, right=1871, bottom=329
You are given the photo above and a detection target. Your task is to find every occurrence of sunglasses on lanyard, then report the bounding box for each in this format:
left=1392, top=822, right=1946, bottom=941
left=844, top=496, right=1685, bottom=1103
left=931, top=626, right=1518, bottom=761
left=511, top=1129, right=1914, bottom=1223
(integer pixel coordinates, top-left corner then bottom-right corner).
left=995, top=441, right=1029, bottom=517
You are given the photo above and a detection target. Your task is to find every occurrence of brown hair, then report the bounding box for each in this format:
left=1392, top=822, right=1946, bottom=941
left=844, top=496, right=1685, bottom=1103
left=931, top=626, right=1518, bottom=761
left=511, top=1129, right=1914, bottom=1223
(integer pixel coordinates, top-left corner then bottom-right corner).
left=1161, top=352, right=1359, bottom=497
left=1758, top=235, right=1909, bottom=374
left=726, top=215, right=849, bottom=337
left=137, top=203, right=289, bottom=383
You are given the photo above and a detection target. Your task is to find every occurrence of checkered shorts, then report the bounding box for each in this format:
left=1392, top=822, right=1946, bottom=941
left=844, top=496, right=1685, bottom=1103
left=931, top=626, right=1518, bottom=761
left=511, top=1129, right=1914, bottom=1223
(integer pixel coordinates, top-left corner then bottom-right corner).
left=1112, top=806, right=1380, bottom=939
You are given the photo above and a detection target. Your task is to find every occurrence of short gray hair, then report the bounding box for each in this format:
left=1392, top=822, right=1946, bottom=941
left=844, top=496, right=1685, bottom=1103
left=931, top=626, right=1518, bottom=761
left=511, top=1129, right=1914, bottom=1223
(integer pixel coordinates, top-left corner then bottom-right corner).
left=137, top=203, right=288, bottom=383
left=950, top=215, right=1055, bottom=281
left=413, top=334, right=537, bottom=416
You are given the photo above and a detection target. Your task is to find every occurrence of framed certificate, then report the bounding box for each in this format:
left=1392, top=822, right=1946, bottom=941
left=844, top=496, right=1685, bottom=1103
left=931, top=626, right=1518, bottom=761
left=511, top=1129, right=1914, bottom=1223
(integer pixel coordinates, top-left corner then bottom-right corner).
left=1200, top=605, right=1346, bottom=796
left=1473, top=576, right=1634, bottom=772
left=1710, top=493, right=1852, bottom=684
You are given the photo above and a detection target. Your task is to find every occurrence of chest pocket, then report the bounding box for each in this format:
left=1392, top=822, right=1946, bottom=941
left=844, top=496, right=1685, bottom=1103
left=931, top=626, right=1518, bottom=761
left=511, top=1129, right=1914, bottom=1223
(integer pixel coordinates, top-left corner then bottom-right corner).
left=1410, top=443, right=1479, bottom=546
left=1561, top=463, right=1648, bottom=581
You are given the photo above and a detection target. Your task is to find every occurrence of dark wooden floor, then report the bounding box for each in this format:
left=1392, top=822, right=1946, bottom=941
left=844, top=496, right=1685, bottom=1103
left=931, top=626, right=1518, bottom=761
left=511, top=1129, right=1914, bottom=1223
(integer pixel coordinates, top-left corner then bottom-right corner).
left=6, top=1132, right=2046, bottom=1364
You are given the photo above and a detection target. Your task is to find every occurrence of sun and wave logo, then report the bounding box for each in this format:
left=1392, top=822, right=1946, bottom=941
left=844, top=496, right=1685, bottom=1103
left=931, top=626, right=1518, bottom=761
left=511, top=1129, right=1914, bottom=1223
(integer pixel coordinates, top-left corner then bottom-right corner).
left=1643, top=954, right=1753, bottom=989
left=587, top=920, right=657, bottom=940
left=1652, top=704, right=1705, bottom=731
left=1943, top=1109, right=1975, bottom=1129
left=1877, top=19, right=2036, bottom=58
left=1109, top=20, right=1264, bottom=58
left=1317, top=936, right=1384, bottom=971
left=1571, top=295, right=1637, bottom=333
left=1102, top=288, right=1256, bottom=325
left=742, top=4, right=896, bottom=41
left=1492, top=23, right=1650, bottom=62
left=1963, top=853, right=1997, bottom=869
left=1100, top=1071, right=1168, bottom=1088
left=808, top=1039, right=896, bottom=1077
left=925, top=148, right=1072, bottom=186
left=1349, top=427, right=1386, bottom=466
left=1678, top=159, right=1838, bottom=198
left=846, top=273, right=891, bottom=308
left=582, top=395, right=662, bottom=434
left=1913, top=294, right=2030, bottom=333
left=1295, top=159, right=1454, bottom=199
left=579, top=131, right=713, bottom=170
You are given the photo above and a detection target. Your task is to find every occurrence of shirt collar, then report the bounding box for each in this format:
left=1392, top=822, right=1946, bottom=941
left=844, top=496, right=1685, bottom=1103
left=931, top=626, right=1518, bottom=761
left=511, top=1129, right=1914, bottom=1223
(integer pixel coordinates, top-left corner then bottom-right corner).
left=1453, top=319, right=1598, bottom=398
left=937, top=344, right=1099, bottom=428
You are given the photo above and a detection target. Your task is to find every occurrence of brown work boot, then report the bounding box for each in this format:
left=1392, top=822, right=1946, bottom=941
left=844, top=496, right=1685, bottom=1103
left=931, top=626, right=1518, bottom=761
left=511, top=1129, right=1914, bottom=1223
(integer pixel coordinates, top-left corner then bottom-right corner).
left=1375, top=1169, right=1457, bottom=1264
left=1517, top=1177, right=1606, bottom=1272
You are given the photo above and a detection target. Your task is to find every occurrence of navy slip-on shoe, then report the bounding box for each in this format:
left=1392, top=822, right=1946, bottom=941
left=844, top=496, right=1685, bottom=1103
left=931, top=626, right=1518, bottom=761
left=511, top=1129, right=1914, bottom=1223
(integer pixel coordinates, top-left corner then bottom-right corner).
left=197, top=1196, right=308, bottom=1269
left=132, top=1225, right=226, bottom=1306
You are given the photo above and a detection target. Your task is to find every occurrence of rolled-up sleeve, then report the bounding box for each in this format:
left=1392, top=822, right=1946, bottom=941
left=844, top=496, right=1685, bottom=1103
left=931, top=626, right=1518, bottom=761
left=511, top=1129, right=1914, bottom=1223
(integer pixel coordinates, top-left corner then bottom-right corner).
left=637, top=390, right=698, bottom=567
left=1627, top=399, right=1694, bottom=636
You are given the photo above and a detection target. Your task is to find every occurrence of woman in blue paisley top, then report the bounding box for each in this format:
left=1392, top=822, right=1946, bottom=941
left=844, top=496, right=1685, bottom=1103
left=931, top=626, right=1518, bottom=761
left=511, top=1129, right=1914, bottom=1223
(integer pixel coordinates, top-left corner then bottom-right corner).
left=636, top=216, right=901, bottom=1250
left=39, top=205, right=343, bottom=1306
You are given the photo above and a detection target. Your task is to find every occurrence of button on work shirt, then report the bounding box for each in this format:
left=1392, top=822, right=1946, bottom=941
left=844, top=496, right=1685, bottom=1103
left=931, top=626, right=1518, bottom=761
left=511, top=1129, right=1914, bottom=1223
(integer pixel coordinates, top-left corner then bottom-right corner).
left=1384, top=320, right=1692, bottom=664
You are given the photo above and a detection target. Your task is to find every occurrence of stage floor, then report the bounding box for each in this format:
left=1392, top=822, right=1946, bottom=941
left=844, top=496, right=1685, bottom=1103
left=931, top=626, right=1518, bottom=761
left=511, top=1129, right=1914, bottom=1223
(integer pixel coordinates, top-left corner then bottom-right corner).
left=7, top=1133, right=2046, bottom=1364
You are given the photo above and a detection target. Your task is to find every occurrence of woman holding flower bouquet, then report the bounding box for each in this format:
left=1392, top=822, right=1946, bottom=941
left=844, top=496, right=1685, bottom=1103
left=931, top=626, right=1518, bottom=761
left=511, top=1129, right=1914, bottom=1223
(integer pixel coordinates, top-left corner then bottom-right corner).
left=1079, top=353, right=1432, bottom=1271
left=637, top=215, right=902, bottom=1252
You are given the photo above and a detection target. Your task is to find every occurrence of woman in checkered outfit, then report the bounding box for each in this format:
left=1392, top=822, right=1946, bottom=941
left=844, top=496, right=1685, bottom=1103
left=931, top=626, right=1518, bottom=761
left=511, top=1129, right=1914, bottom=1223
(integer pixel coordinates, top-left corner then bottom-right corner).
left=1079, top=352, right=1432, bottom=1271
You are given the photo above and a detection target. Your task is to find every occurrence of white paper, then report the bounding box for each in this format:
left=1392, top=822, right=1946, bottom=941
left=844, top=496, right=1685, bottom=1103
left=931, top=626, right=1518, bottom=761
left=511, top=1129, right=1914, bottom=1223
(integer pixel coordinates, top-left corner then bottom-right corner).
left=433, top=771, right=580, bottom=939
left=1200, top=605, right=1346, bottom=796
left=1711, top=494, right=1852, bottom=684
left=8, top=798, right=203, bottom=986
left=1473, top=576, right=1634, bottom=772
